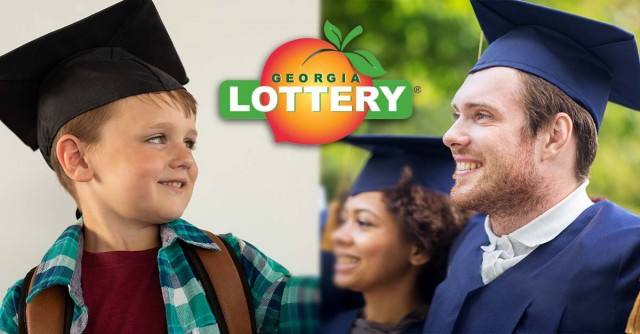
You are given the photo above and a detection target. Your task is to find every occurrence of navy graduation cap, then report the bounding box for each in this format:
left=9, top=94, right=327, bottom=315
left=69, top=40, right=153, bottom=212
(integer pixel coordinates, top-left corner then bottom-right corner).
left=341, top=135, right=455, bottom=196
left=470, top=0, right=640, bottom=130
left=0, top=0, right=188, bottom=166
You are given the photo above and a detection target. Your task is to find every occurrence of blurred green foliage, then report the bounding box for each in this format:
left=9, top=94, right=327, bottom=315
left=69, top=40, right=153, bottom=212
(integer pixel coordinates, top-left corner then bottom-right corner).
left=321, top=0, right=640, bottom=213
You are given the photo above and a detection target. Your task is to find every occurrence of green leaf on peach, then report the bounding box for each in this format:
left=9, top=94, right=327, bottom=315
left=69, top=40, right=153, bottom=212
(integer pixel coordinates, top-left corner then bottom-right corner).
left=345, top=50, right=387, bottom=77
left=324, top=20, right=343, bottom=49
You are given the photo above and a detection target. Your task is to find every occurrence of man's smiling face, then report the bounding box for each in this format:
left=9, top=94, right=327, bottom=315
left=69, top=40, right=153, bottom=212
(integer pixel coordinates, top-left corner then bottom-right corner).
left=444, top=66, right=543, bottom=216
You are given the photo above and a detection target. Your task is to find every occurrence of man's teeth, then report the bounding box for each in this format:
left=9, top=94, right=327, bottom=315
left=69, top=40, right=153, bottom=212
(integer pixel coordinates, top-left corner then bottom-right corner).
left=336, top=256, right=358, bottom=264
left=162, top=181, right=184, bottom=188
left=456, top=162, right=483, bottom=171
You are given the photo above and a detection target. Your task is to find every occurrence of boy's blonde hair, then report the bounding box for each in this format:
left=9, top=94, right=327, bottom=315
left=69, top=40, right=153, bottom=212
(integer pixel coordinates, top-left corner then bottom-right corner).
left=50, top=89, right=197, bottom=199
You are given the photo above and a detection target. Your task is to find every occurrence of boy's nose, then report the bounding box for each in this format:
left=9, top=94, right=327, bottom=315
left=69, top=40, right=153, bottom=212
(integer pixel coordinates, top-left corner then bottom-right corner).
left=169, top=144, right=195, bottom=170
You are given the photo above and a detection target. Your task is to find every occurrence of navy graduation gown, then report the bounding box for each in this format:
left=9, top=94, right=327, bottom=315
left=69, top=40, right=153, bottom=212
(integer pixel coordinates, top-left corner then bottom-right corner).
left=424, top=200, right=640, bottom=333
left=321, top=308, right=425, bottom=333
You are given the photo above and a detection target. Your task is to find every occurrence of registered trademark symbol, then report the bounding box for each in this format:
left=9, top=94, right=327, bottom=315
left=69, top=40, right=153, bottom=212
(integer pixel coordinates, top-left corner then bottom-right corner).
left=414, top=86, right=421, bottom=93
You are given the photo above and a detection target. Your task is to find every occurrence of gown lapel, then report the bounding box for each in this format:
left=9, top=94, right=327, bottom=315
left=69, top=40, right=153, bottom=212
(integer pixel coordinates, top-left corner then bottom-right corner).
left=451, top=204, right=596, bottom=332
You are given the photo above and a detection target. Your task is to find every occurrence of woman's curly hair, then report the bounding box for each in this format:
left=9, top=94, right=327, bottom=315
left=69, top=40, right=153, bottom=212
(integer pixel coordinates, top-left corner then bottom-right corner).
left=382, top=166, right=471, bottom=303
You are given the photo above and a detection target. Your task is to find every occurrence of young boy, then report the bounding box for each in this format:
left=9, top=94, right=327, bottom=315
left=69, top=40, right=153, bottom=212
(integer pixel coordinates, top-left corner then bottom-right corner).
left=0, top=1, right=317, bottom=333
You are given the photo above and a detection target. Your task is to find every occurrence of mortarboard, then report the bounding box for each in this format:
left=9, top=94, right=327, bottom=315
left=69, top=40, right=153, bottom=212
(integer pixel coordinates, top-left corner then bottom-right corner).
left=0, top=0, right=188, bottom=166
left=470, top=0, right=640, bottom=130
left=341, top=135, right=455, bottom=196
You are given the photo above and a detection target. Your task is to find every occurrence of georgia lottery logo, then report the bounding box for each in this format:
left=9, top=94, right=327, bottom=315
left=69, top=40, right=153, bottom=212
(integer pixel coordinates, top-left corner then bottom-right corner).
left=219, top=21, right=412, bottom=144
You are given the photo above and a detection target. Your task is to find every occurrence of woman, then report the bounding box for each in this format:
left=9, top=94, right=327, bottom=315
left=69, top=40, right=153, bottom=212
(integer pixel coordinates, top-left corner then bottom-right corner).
left=321, top=135, right=471, bottom=333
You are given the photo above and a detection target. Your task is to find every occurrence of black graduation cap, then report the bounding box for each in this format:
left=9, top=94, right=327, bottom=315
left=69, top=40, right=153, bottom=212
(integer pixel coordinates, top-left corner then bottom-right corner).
left=0, top=0, right=188, bottom=166
left=341, top=135, right=455, bottom=196
left=470, top=0, right=640, bottom=130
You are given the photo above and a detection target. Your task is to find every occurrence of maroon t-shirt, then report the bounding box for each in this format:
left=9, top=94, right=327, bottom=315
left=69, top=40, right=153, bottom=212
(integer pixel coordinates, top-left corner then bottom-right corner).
left=81, top=247, right=167, bottom=334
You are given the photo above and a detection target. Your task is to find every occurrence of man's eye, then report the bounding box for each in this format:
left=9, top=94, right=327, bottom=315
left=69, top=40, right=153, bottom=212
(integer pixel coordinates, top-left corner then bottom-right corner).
left=452, top=112, right=460, bottom=121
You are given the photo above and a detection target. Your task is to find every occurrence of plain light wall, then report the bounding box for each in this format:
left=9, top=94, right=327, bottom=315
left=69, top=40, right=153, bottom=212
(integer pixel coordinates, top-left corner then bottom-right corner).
left=0, top=0, right=320, bottom=294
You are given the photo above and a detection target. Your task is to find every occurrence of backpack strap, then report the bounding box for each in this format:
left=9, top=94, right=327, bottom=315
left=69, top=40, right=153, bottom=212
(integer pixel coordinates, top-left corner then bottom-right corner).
left=17, top=267, right=35, bottom=334
left=180, top=232, right=256, bottom=334
left=18, top=266, right=73, bottom=334
left=204, top=233, right=256, bottom=334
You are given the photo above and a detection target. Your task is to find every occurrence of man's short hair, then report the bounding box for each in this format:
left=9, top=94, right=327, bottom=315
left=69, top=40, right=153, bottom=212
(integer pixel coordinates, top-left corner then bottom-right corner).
left=517, top=70, right=598, bottom=181
left=50, top=89, right=197, bottom=200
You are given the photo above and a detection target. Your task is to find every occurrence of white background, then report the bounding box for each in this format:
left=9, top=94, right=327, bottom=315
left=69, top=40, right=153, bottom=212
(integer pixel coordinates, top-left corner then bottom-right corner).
left=0, top=0, right=320, bottom=294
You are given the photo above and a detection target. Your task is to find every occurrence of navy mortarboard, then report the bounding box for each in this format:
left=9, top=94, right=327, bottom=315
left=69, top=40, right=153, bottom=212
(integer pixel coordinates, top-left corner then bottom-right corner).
left=341, top=134, right=455, bottom=196
left=470, top=0, right=640, bottom=130
left=0, top=0, right=188, bottom=167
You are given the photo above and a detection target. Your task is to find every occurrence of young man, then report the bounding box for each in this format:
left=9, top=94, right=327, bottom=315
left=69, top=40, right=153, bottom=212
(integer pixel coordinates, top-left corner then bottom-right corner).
left=0, top=1, right=316, bottom=333
left=424, top=0, right=640, bottom=332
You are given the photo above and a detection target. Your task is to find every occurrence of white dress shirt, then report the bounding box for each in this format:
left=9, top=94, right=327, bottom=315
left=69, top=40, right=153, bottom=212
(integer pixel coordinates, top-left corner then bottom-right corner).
left=480, top=181, right=594, bottom=284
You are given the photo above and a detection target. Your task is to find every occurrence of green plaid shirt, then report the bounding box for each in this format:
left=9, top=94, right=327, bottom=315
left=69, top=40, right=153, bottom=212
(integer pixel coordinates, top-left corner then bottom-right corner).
left=0, top=218, right=318, bottom=333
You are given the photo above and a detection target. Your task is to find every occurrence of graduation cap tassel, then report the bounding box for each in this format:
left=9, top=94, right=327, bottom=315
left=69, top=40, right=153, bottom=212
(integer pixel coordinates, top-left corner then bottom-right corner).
left=321, top=145, right=353, bottom=251
left=477, top=30, right=484, bottom=60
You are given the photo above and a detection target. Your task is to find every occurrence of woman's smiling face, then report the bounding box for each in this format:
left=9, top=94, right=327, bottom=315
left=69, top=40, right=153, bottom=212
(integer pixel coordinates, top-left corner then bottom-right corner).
left=331, top=191, right=417, bottom=294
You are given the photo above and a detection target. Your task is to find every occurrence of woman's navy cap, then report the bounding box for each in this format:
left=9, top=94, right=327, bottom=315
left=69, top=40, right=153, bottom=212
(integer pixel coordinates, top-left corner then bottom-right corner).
left=0, top=0, right=188, bottom=167
left=341, top=135, right=455, bottom=196
left=470, top=0, right=640, bottom=131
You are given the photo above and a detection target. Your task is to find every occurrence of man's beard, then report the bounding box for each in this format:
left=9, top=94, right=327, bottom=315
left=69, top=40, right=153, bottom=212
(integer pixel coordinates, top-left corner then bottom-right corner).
left=450, top=143, right=546, bottom=220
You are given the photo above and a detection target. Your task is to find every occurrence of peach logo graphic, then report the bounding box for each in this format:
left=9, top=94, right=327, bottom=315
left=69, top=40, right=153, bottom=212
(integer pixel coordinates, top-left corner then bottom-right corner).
left=219, top=21, right=412, bottom=144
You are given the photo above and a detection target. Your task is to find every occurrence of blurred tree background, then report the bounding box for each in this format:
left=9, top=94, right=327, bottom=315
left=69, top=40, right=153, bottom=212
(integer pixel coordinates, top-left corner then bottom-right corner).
left=321, top=0, right=640, bottom=213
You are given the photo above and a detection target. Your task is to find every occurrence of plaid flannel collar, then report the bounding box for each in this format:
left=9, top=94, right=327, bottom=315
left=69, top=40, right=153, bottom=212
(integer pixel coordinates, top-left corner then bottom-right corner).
left=26, top=218, right=219, bottom=303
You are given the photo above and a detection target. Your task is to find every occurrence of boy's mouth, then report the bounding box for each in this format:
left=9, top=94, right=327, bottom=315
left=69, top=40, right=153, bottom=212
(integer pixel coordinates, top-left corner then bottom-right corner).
left=159, top=181, right=186, bottom=188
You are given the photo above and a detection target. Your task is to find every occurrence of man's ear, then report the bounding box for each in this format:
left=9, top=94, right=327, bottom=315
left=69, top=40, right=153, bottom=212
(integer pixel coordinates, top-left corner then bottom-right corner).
left=409, top=245, right=430, bottom=267
left=541, top=112, right=573, bottom=161
left=55, top=134, right=93, bottom=182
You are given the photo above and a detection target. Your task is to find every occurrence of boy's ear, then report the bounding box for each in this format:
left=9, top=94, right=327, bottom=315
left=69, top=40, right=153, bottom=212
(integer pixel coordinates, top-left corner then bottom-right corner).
left=409, top=245, right=430, bottom=267
left=55, top=134, right=93, bottom=182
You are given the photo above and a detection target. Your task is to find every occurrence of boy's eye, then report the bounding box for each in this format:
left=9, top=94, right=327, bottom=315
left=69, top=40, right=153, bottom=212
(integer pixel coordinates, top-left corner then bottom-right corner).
left=147, top=135, right=165, bottom=144
left=184, top=139, right=196, bottom=150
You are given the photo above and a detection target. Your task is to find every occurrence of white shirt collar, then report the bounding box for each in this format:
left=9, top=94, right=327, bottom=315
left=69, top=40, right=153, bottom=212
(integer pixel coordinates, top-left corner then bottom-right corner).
left=484, top=180, right=594, bottom=248
left=480, top=180, right=593, bottom=284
